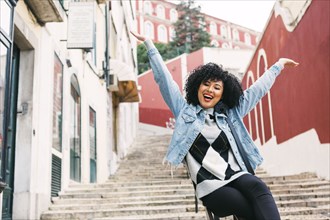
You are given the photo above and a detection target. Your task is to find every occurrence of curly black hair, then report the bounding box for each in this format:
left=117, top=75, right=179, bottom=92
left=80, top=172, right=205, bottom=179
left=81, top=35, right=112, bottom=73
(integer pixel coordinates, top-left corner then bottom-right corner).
left=184, top=62, right=243, bottom=109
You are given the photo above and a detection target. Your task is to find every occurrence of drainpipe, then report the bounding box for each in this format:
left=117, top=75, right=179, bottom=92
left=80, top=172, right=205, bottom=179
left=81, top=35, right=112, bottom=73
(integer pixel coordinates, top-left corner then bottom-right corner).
left=104, top=1, right=110, bottom=87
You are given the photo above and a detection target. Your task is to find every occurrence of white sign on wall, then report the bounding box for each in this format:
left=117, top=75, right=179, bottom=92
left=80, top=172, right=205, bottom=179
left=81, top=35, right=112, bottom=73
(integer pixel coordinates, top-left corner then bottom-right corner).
left=67, top=2, right=95, bottom=49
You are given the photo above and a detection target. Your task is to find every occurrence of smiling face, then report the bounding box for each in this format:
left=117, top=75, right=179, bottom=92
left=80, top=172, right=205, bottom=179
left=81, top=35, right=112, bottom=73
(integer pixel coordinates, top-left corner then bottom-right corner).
left=198, top=80, right=224, bottom=109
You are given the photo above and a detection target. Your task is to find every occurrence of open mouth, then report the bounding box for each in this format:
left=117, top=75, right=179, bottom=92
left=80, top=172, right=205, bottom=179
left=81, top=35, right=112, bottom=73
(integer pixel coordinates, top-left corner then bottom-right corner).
left=203, top=94, right=213, bottom=102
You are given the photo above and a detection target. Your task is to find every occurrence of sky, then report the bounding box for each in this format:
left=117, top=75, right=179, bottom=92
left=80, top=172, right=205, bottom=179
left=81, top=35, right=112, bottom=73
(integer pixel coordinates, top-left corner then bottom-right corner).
left=170, top=0, right=276, bottom=32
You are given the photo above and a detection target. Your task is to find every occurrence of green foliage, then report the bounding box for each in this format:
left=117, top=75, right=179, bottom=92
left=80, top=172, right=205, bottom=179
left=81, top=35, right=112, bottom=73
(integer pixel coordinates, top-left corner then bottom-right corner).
left=170, top=0, right=211, bottom=54
left=137, top=0, right=210, bottom=74
left=137, top=44, right=149, bottom=74
left=137, top=43, right=177, bottom=75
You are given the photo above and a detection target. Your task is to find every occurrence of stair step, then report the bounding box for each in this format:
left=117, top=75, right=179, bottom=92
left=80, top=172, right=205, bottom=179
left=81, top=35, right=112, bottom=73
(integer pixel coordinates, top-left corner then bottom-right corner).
left=69, top=179, right=191, bottom=188
left=42, top=204, right=330, bottom=219
left=274, top=191, right=330, bottom=201
left=277, top=197, right=330, bottom=207
left=269, top=181, right=330, bottom=190
left=41, top=205, right=205, bottom=220
left=50, top=197, right=330, bottom=212
left=279, top=205, right=330, bottom=215
left=59, top=188, right=195, bottom=199
left=67, top=180, right=330, bottom=192
left=271, top=185, right=330, bottom=194
left=93, top=212, right=209, bottom=220
left=264, top=178, right=327, bottom=185
left=41, top=129, right=330, bottom=220
left=50, top=199, right=196, bottom=211
left=64, top=183, right=194, bottom=193
left=53, top=194, right=196, bottom=205
left=282, top=215, right=330, bottom=220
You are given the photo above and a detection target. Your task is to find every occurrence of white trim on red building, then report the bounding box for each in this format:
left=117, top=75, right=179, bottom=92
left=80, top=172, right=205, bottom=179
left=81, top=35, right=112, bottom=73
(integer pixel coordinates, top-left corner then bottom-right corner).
left=135, top=0, right=260, bottom=49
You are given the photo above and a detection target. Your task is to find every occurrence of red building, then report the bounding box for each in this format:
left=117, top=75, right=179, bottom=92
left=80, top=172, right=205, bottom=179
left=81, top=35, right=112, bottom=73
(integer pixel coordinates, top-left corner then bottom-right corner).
left=241, top=0, right=329, bottom=179
left=137, top=0, right=259, bottom=128
left=138, top=54, right=185, bottom=127
left=135, top=0, right=260, bottom=49
left=138, top=46, right=254, bottom=127
left=138, top=0, right=329, bottom=179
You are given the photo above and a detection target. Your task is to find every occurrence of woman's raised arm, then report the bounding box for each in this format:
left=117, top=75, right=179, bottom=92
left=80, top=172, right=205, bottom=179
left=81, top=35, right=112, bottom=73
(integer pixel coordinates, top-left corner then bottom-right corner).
left=130, top=31, right=186, bottom=118
left=237, top=58, right=298, bottom=117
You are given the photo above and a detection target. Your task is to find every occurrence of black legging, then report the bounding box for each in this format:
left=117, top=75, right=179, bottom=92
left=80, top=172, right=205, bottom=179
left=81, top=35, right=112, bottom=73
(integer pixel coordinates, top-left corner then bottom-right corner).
left=201, top=174, right=281, bottom=220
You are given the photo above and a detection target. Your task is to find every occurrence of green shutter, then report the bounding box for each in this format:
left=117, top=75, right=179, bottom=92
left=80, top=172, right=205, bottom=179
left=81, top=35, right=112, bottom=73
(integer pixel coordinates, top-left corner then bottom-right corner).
left=51, top=154, right=61, bottom=197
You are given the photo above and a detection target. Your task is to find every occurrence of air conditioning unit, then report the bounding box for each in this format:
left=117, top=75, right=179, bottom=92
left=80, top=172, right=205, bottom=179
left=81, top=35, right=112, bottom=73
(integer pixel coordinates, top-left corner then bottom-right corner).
left=108, top=73, right=119, bottom=92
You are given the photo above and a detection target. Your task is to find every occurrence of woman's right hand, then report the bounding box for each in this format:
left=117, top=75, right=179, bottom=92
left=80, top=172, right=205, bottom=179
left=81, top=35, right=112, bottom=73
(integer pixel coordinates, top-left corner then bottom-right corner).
left=130, top=31, right=146, bottom=42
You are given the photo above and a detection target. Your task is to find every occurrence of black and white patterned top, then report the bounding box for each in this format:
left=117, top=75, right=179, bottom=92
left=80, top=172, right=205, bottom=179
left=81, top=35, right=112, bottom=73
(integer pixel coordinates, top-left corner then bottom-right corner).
left=186, top=108, right=248, bottom=199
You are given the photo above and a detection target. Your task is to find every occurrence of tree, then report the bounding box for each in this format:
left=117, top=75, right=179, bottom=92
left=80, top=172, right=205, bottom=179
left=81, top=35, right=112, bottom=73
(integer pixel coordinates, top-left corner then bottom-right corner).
left=137, top=0, right=210, bottom=74
left=137, top=42, right=177, bottom=74
left=170, top=0, right=211, bottom=55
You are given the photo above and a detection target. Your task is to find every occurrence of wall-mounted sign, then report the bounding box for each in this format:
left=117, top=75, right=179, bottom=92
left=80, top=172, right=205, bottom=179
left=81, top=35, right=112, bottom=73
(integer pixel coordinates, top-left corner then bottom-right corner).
left=67, top=2, right=94, bottom=49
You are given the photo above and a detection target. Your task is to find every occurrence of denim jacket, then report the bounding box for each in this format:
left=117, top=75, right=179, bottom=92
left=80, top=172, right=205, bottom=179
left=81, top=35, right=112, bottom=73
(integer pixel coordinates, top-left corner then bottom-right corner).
left=145, top=40, right=283, bottom=171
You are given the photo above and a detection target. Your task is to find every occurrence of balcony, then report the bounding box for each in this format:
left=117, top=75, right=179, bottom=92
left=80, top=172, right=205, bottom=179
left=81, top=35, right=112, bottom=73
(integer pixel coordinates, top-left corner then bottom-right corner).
left=24, top=0, right=64, bottom=25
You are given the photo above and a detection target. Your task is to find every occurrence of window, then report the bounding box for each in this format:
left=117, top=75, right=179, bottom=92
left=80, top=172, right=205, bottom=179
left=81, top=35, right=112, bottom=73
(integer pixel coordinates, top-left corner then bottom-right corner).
left=0, top=0, right=13, bottom=37
left=70, top=75, right=81, bottom=182
left=158, top=25, right=167, bottom=43
left=0, top=43, right=8, bottom=178
left=52, top=54, right=63, bottom=152
left=211, top=40, right=219, bottom=47
left=222, top=43, right=229, bottom=48
left=144, top=1, right=152, bottom=15
left=210, top=21, right=217, bottom=35
left=220, top=25, right=227, bottom=39
left=89, top=107, right=97, bottom=183
left=170, top=9, right=178, bottom=22
left=0, top=0, right=14, bottom=186
left=233, top=29, right=240, bottom=41
left=256, top=36, right=260, bottom=43
left=144, top=21, right=154, bottom=39
left=169, top=27, right=175, bottom=41
left=244, top=33, right=252, bottom=45
left=156, top=5, right=165, bottom=19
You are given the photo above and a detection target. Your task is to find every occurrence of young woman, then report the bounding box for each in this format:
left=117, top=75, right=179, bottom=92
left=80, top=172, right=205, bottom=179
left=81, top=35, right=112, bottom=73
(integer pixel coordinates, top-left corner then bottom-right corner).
left=131, top=31, right=298, bottom=220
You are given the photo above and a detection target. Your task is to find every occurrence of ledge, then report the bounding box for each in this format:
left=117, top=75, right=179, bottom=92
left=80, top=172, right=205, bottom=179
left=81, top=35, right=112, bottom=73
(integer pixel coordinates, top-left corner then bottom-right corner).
left=24, top=0, right=64, bottom=25
left=0, top=181, right=6, bottom=193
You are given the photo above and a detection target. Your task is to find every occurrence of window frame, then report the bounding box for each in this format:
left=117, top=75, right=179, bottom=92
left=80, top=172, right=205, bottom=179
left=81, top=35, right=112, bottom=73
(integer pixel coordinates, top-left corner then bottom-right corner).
left=52, top=53, right=64, bottom=152
left=143, top=1, right=152, bottom=15
left=157, top=25, right=167, bottom=43
left=170, top=9, right=177, bottom=22
left=244, top=32, right=252, bottom=45
left=0, top=0, right=15, bottom=185
left=156, top=4, right=165, bottom=19
left=144, top=20, right=154, bottom=39
left=220, top=25, right=227, bottom=39
left=210, top=21, right=217, bottom=35
left=233, top=29, right=240, bottom=41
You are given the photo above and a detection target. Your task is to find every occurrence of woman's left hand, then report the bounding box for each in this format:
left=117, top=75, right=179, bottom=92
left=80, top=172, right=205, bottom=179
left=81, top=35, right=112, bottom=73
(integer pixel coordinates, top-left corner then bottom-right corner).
left=278, top=58, right=299, bottom=68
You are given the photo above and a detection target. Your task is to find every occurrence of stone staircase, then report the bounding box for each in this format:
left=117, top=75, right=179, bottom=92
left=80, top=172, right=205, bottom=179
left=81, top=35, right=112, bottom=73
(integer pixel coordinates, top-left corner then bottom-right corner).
left=41, top=130, right=330, bottom=220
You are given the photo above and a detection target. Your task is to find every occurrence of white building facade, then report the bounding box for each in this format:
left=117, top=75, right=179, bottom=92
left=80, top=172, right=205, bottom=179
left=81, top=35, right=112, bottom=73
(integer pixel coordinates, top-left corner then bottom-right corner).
left=0, top=0, right=139, bottom=219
